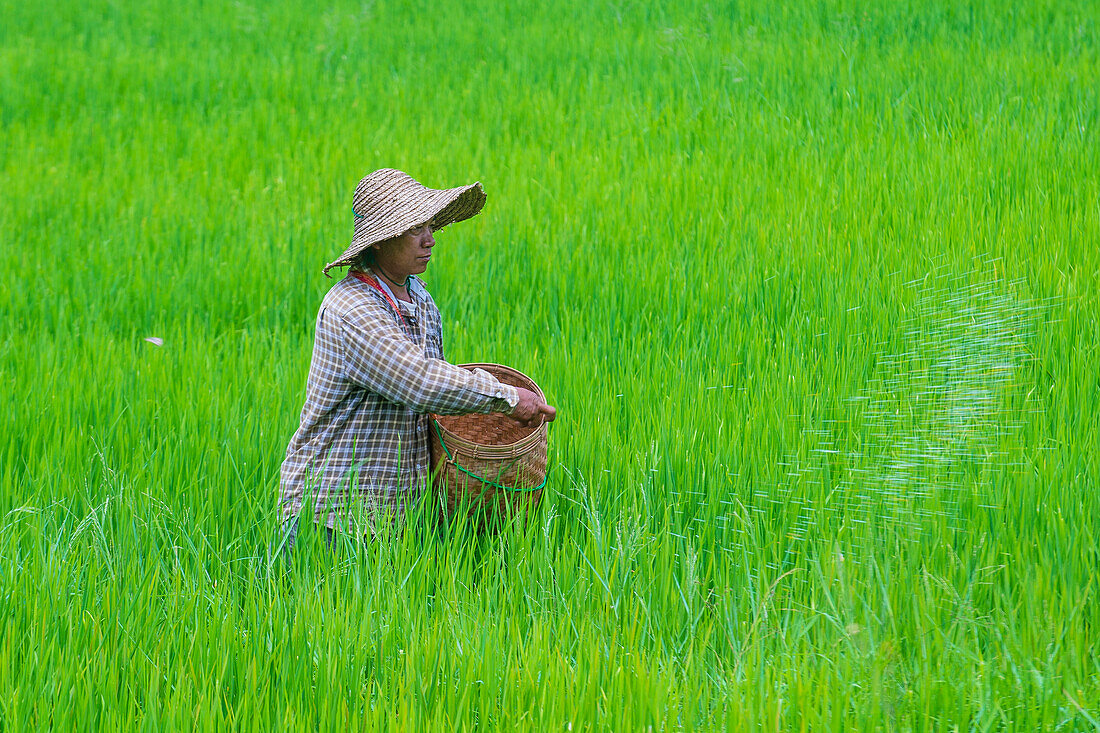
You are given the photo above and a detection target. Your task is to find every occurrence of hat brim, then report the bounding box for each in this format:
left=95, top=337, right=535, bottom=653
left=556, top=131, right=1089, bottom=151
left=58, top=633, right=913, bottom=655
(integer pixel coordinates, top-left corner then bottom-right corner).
left=323, top=181, right=486, bottom=275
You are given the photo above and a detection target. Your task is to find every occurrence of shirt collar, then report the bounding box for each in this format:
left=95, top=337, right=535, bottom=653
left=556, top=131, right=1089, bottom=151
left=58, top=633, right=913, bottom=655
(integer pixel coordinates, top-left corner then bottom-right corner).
left=348, top=267, right=427, bottom=306
left=408, top=276, right=428, bottom=301
left=368, top=271, right=425, bottom=310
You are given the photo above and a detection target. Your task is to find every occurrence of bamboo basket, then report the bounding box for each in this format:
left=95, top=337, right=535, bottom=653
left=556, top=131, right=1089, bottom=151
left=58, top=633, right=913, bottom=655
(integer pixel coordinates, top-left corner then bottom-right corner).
left=430, top=363, right=549, bottom=524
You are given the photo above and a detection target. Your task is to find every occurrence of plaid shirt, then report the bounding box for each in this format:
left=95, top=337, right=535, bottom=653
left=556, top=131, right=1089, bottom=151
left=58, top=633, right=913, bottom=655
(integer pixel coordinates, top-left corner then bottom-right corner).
left=280, top=271, right=519, bottom=530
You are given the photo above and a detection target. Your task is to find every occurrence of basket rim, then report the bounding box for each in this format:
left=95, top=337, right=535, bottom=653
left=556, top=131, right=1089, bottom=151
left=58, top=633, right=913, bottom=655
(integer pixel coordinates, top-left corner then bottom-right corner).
left=432, top=362, right=548, bottom=454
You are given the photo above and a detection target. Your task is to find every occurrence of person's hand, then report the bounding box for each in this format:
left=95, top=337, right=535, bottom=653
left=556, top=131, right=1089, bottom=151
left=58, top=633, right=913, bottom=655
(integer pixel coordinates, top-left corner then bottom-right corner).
left=509, top=387, right=556, bottom=428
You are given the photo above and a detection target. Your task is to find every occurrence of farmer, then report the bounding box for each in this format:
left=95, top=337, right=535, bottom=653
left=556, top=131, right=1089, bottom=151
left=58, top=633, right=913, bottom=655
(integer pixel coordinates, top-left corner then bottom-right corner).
left=276, top=168, right=555, bottom=552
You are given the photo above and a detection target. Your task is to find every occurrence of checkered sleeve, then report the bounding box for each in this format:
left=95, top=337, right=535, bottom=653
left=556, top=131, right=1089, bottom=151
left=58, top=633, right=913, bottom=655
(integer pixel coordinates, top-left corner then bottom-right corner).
left=338, top=300, right=518, bottom=416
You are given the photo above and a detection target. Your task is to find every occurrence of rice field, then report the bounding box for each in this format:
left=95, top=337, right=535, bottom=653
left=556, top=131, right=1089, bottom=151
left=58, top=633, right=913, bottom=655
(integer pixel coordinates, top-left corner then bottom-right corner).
left=2, top=0, right=1099, bottom=728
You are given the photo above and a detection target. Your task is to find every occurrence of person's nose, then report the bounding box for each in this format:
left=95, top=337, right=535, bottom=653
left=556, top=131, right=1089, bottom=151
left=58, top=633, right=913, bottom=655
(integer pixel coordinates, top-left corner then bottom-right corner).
left=424, top=230, right=436, bottom=248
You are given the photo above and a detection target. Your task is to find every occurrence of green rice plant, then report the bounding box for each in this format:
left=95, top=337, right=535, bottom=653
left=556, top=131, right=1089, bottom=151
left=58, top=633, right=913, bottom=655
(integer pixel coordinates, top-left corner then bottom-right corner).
left=1, top=0, right=1098, bottom=728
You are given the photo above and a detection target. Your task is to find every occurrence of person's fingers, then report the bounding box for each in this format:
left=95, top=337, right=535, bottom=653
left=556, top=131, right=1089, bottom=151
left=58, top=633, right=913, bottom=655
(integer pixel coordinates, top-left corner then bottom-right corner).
left=508, top=392, right=555, bottom=427
left=515, top=406, right=554, bottom=429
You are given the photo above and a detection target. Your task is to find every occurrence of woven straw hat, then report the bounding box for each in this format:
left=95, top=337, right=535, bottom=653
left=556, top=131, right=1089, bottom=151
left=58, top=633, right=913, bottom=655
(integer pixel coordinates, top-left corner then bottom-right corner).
left=323, top=168, right=487, bottom=275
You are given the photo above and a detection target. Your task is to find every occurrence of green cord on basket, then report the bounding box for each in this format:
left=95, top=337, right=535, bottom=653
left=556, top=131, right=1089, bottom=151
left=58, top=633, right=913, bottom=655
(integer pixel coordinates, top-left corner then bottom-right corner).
left=432, top=421, right=547, bottom=493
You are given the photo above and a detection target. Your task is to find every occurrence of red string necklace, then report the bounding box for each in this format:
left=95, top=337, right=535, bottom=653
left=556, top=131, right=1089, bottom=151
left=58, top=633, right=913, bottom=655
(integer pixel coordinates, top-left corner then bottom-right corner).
left=350, top=269, right=409, bottom=329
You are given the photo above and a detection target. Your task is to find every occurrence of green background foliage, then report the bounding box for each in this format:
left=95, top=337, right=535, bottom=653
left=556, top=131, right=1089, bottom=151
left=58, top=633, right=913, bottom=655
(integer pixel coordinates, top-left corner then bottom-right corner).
left=1, top=0, right=1098, bottom=728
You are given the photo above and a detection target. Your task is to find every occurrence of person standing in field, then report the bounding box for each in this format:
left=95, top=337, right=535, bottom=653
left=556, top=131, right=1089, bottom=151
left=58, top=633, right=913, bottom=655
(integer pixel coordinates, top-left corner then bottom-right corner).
left=276, top=168, right=555, bottom=553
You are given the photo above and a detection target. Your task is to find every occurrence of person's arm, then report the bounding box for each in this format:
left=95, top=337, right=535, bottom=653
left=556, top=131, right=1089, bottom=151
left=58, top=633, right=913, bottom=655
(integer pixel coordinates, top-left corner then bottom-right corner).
left=420, top=283, right=555, bottom=427
left=336, top=301, right=518, bottom=416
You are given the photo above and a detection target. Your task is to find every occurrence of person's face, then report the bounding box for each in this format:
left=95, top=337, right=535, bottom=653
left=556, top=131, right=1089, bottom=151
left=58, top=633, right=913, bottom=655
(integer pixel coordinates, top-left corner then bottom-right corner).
left=375, top=223, right=436, bottom=277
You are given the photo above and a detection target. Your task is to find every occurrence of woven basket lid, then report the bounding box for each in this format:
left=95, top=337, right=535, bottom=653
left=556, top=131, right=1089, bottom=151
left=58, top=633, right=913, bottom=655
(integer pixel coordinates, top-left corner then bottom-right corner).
left=323, top=168, right=487, bottom=275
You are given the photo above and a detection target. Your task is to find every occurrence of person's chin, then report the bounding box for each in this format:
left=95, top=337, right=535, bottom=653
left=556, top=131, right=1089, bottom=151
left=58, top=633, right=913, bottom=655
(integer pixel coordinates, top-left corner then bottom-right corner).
left=413, top=258, right=430, bottom=273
